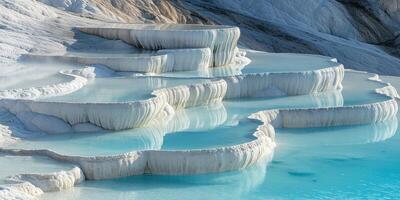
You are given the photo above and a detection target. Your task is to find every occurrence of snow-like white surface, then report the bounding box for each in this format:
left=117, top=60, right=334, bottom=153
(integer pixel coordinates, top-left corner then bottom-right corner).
left=223, top=64, right=344, bottom=98
left=181, top=0, right=400, bottom=75
left=0, top=166, right=83, bottom=199
left=253, top=99, right=397, bottom=128
left=25, top=48, right=212, bottom=73
left=158, top=48, right=212, bottom=72
left=79, top=24, right=240, bottom=67
left=0, top=79, right=226, bottom=130
left=1, top=0, right=399, bottom=75
left=0, top=182, right=43, bottom=200
left=0, top=67, right=89, bottom=100
left=209, top=0, right=396, bottom=42
left=39, top=0, right=97, bottom=14
left=0, top=0, right=68, bottom=63
left=7, top=166, right=84, bottom=192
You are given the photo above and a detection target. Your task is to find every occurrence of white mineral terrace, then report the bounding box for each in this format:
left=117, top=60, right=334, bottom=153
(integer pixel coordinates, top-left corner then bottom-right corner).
left=0, top=50, right=345, bottom=131
left=78, top=24, right=240, bottom=67
left=0, top=24, right=398, bottom=199
left=24, top=48, right=214, bottom=73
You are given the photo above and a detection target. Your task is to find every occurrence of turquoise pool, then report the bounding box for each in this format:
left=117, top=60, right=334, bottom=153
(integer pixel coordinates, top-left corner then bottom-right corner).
left=5, top=18, right=400, bottom=200
left=12, top=69, right=391, bottom=157
left=0, top=63, right=79, bottom=90
left=39, top=112, right=400, bottom=199
left=0, top=154, right=75, bottom=184
left=160, top=50, right=341, bottom=78
left=36, top=66, right=400, bottom=200
left=41, top=76, right=209, bottom=103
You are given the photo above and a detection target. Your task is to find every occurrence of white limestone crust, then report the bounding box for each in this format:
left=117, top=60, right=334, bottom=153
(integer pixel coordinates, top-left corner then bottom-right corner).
left=0, top=149, right=148, bottom=180
left=0, top=63, right=344, bottom=131
left=146, top=124, right=275, bottom=175
left=0, top=68, right=89, bottom=100
left=25, top=48, right=212, bottom=73
left=223, top=64, right=344, bottom=98
left=78, top=24, right=240, bottom=67
left=6, top=95, right=396, bottom=179
left=0, top=79, right=227, bottom=130
left=250, top=72, right=399, bottom=128
left=0, top=159, right=84, bottom=199
left=0, top=182, right=43, bottom=200
left=251, top=99, right=398, bottom=128
left=159, top=48, right=212, bottom=72
left=0, top=71, right=398, bottom=180
left=7, top=167, right=84, bottom=192
left=0, top=121, right=275, bottom=179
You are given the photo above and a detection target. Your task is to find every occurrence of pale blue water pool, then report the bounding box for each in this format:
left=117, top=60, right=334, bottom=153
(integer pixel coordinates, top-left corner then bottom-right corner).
left=161, top=119, right=258, bottom=150
left=34, top=67, right=400, bottom=200
left=12, top=127, right=164, bottom=157
left=3, top=20, right=399, bottom=200
left=2, top=35, right=398, bottom=199
left=40, top=113, right=400, bottom=199
left=0, top=63, right=79, bottom=90
left=161, top=50, right=340, bottom=78
left=11, top=103, right=259, bottom=155
left=13, top=70, right=390, bottom=157
left=239, top=51, right=338, bottom=73
left=42, top=77, right=209, bottom=103
left=0, top=61, right=396, bottom=200
left=0, top=154, right=74, bottom=184
left=223, top=70, right=390, bottom=121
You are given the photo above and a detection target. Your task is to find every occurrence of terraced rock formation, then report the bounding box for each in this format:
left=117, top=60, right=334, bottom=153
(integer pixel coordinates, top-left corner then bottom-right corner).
left=0, top=24, right=398, bottom=199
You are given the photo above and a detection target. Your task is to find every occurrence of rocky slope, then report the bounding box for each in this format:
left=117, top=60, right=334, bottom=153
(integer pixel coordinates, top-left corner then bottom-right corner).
left=1, top=0, right=399, bottom=75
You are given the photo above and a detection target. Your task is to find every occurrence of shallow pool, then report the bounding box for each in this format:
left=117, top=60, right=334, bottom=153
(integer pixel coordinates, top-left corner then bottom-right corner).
left=11, top=70, right=391, bottom=157
left=0, top=154, right=74, bottom=184
left=35, top=71, right=400, bottom=200
left=0, top=63, right=79, bottom=90
left=42, top=77, right=209, bottom=103
left=1, top=37, right=398, bottom=199
left=40, top=112, right=400, bottom=199
left=161, top=50, right=340, bottom=78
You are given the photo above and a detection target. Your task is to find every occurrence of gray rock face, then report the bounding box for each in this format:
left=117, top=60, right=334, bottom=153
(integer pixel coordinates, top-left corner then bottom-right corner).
left=45, top=0, right=398, bottom=75
left=174, top=0, right=400, bottom=75
left=2, top=0, right=399, bottom=74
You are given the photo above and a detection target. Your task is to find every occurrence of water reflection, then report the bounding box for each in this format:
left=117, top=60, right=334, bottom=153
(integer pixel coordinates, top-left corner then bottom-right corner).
left=41, top=152, right=274, bottom=200
left=277, top=116, right=398, bottom=147
left=11, top=103, right=231, bottom=155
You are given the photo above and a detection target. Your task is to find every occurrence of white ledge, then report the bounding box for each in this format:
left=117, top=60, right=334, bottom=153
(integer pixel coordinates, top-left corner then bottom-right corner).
left=78, top=24, right=240, bottom=67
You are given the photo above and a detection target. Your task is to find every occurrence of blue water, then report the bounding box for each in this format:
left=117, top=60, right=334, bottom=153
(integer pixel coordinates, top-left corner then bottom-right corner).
left=4, top=41, right=398, bottom=199
left=13, top=127, right=164, bottom=156
left=12, top=103, right=259, bottom=155
left=0, top=154, right=74, bottom=184
left=42, top=77, right=209, bottom=103
left=0, top=62, right=79, bottom=90
left=13, top=71, right=392, bottom=157
left=162, top=119, right=258, bottom=150
left=224, top=70, right=391, bottom=120
left=41, top=113, right=400, bottom=199
left=240, top=51, right=338, bottom=73
left=161, top=50, right=340, bottom=78
left=37, top=70, right=400, bottom=200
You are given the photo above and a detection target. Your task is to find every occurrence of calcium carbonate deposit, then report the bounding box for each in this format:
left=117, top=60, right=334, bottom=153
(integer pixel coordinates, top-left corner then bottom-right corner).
left=0, top=23, right=399, bottom=199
